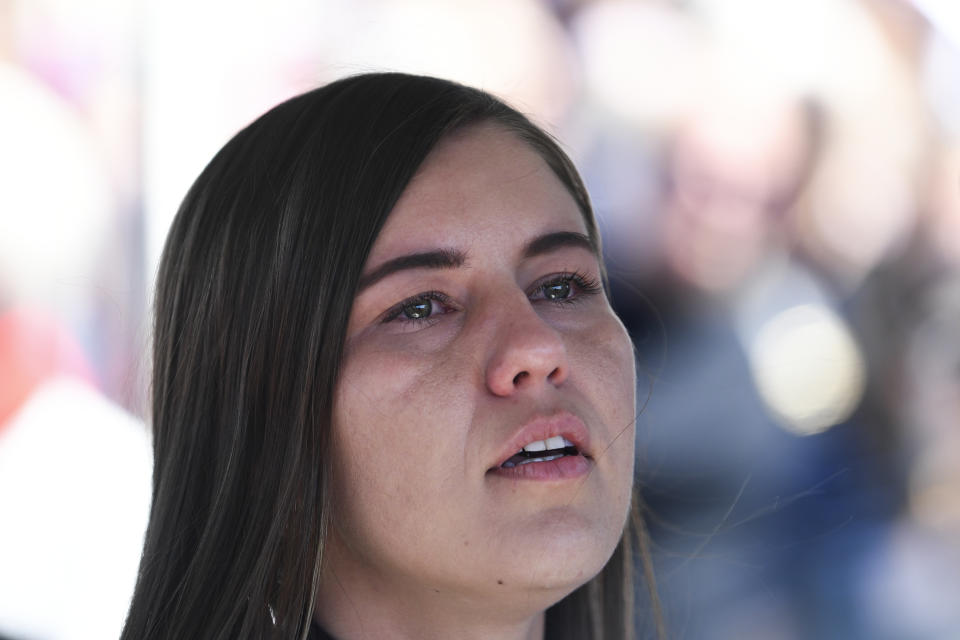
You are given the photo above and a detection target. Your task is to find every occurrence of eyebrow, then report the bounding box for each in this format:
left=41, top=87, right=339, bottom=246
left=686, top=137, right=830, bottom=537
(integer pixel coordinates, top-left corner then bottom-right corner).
left=357, top=248, right=467, bottom=292
left=356, top=230, right=596, bottom=293
left=521, top=230, right=596, bottom=260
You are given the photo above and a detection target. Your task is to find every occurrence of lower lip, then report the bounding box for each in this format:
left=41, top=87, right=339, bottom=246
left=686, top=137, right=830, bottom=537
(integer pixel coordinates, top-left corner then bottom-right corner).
left=488, top=454, right=591, bottom=480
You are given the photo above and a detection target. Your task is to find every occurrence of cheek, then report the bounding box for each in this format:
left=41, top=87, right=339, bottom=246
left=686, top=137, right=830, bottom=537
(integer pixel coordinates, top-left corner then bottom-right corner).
left=577, top=315, right=636, bottom=429
left=336, top=352, right=434, bottom=470
left=571, top=315, right=637, bottom=499
left=330, top=345, right=472, bottom=523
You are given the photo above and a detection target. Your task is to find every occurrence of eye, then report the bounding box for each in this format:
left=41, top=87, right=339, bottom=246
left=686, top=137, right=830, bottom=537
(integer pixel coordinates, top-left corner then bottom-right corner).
left=530, top=271, right=603, bottom=304
left=542, top=280, right=572, bottom=301
left=401, top=299, right=432, bottom=319
left=382, top=290, right=456, bottom=327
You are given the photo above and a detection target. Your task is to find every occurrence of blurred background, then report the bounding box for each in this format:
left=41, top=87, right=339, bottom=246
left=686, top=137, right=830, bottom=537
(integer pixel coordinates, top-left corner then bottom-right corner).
left=0, top=0, right=958, bottom=638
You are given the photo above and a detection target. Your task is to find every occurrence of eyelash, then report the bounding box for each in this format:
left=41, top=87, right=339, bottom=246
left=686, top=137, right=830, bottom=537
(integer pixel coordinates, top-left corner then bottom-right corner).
left=380, top=271, right=603, bottom=327
left=529, top=270, right=604, bottom=304
left=382, top=290, right=456, bottom=326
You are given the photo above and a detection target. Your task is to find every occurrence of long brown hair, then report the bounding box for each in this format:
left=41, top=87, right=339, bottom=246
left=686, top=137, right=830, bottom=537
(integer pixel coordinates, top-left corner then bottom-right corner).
left=123, top=72, right=663, bottom=640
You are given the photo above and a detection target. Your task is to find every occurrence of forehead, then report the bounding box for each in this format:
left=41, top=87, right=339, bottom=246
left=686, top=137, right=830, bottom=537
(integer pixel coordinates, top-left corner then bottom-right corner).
left=366, top=122, right=588, bottom=263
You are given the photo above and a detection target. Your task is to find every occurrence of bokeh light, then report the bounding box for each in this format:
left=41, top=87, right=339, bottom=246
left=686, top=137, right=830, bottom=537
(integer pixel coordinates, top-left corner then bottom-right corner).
left=748, top=303, right=867, bottom=436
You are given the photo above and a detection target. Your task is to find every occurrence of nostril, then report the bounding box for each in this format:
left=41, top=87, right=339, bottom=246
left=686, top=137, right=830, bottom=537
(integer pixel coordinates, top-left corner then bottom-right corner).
left=512, top=371, right=529, bottom=386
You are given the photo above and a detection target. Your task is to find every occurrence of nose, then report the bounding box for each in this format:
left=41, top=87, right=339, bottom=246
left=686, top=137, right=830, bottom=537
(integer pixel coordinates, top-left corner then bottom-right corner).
left=484, top=294, right=570, bottom=397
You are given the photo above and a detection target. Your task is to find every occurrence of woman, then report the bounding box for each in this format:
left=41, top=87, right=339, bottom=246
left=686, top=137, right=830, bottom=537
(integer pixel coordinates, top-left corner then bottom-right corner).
left=123, top=73, right=661, bottom=640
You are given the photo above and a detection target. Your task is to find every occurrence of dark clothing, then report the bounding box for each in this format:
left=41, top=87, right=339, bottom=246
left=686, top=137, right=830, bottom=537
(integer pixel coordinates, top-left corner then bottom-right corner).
left=308, top=619, right=336, bottom=640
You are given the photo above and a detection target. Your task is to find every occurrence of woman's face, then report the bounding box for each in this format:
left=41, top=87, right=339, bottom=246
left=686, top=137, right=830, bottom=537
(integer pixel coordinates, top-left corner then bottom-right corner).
left=323, top=122, right=636, bottom=621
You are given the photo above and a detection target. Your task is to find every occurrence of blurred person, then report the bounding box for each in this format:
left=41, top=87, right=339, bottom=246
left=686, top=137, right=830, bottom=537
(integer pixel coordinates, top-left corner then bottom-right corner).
left=121, top=73, right=663, bottom=640
left=623, top=91, right=833, bottom=471
left=794, top=9, right=959, bottom=636
left=604, top=83, right=903, bottom=638
left=658, top=96, right=818, bottom=295
left=860, top=272, right=960, bottom=638
left=567, top=0, right=939, bottom=636
left=846, top=138, right=960, bottom=638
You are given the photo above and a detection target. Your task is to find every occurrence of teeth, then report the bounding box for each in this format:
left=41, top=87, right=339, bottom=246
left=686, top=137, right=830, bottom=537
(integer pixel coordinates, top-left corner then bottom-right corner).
left=523, top=439, right=547, bottom=452
left=518, top=454, right=564, bottom=466
left=521, top=435, right=575, bottom=453
left=545, top=436, right=565, bottom=450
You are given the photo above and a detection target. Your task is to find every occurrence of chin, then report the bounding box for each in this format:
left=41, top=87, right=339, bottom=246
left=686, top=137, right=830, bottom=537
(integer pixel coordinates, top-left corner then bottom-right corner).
left=486, top=548, right=615, bottom=621
left=490, top=508, right=624, bottom=599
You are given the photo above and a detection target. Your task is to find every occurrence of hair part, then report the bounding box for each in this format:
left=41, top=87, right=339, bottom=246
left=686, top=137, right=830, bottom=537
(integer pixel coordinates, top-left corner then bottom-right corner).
left=123, top=72, right=660, bottom=640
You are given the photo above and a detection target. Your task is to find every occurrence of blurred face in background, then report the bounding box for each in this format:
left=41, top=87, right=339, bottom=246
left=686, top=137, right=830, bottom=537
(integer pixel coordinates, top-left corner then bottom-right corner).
left=317, top=122, right=636, bottom=637
left=662, top=99, right=813, bottom=293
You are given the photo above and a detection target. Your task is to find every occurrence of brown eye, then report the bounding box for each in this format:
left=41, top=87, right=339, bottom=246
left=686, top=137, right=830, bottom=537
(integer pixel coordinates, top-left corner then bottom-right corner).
left=402, top=299, right=432, bottom=319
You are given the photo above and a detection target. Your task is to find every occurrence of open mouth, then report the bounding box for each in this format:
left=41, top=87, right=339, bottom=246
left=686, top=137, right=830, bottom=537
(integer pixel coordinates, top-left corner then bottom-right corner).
left=500, top=436, right=580, bottom=468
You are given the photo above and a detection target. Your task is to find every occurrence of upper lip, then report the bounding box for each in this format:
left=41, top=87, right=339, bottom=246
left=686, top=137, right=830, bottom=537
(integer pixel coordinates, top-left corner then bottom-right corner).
left=488, top=411, right=592, bottom=471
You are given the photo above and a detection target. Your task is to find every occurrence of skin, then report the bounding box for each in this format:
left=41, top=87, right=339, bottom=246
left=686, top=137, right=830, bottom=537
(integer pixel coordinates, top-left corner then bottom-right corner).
left=315, top=122, right=636, bottom=640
